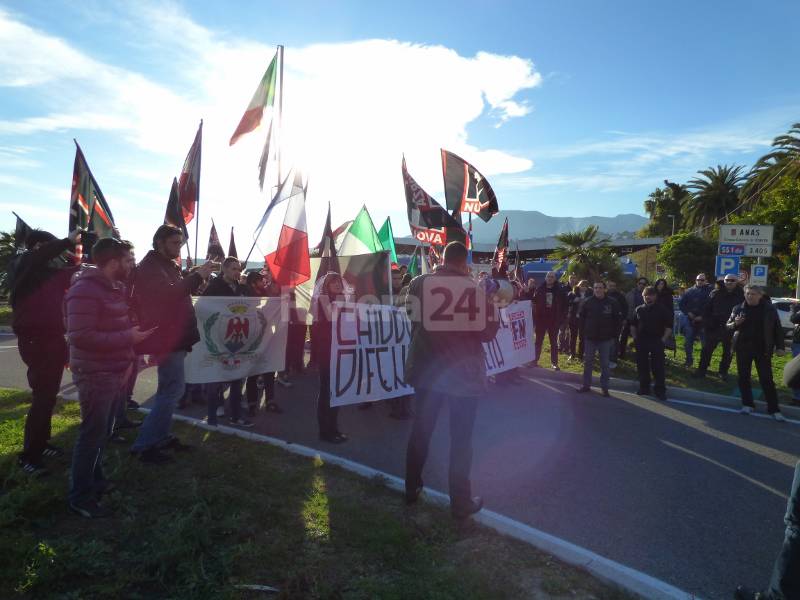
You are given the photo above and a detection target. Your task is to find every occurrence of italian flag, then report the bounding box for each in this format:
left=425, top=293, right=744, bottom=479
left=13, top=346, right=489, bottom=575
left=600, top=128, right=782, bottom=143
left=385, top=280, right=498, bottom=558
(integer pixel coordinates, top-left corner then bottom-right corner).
left=377, top=217, right=397, bottom=263
left=229, top=52, right=278, bottom=146
left=264, top=171, right=310, bottom=287
left=336, top=206, right=384, bottom=256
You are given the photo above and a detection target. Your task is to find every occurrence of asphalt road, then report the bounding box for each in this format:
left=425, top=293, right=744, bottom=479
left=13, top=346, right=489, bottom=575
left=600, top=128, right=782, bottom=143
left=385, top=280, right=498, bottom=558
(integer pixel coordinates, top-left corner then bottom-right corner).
left=2, top=332, right=798, bottom=600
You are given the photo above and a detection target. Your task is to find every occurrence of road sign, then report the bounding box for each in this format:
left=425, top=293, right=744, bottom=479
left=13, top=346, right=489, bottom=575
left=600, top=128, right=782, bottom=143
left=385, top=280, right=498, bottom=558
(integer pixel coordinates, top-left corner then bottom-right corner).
left=750, top=264, right=768, bottom=286
left=718, top=243, right=745, bottom=256
left=719, top=224, right=773, bottom=257
left=715, top=255, right=740, bottom=279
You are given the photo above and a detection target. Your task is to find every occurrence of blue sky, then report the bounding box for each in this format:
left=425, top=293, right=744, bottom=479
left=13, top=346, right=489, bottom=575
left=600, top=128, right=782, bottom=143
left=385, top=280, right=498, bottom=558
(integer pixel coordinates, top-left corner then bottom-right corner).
left=1, top=0, right=798, bottom=255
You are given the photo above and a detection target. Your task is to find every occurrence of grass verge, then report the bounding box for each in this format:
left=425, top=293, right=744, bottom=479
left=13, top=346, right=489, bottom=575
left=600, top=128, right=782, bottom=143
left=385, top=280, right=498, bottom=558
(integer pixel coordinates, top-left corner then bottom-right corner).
left=0, top=303, right=11, bottom=327
left=540, top=333, right=797, bottom=402
left=0, top=388, right=632, bottom=600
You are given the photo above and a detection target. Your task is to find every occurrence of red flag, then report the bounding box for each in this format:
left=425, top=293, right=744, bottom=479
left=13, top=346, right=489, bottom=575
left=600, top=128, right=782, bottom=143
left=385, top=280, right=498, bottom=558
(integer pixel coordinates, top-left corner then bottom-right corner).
left=264, top=171, right=310, bottom=287
left=178, top=121, right=202, bottom=224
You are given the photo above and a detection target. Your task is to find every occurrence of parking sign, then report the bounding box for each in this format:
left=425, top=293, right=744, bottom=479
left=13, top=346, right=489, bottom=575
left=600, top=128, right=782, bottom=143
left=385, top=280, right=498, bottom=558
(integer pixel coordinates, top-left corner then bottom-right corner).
left=750, top=264, right=768, bottom=286
left=715, top=255, right=740, bottom=279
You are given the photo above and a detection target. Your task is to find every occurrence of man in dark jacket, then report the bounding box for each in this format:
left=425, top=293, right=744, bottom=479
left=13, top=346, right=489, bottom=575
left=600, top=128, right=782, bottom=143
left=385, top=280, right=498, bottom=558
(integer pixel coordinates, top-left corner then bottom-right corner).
left=620, top=276, right=647, bottom=359
left=678, top=273, right=711, bottom=367
left=403, top=242, right=499, bottom=519
left=577, top=281, right=623, bottom=396
left=532, top=271, right=567, bottom=370
left=694, top=275, right=744, bottom=380
left=11, top=227, right=81, bottom=475
left=728, top=285, right=786, bottom=421
left=791, top=302, right=800, bottom=404
left=630, top=286, right=673, bottom=401
left=130, top=225, right=216, bottom=463
left=65, top=238, right=155, bottom=517
left=203, top=257, right=254, bottom=428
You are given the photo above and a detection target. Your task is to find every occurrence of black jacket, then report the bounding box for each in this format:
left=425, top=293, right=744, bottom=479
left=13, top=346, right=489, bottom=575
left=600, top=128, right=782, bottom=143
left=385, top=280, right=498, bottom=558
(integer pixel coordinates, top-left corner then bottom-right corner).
left=703, top=286, right=744, bottom=331
left=203, top=276, right=247, bottom=298
left=607, top=290, right=629, bottom=320
left=791, top=303, right=800, bottom=345
left=578, top=295, right=622, bottom=342
left=533, top=282, right=567, bottom=325
left=65, top=267, right=135, bottom=374
left=567, top=290, right=590, bottom=324
left=727, top=299, right=784, bottom=357
left=403, top=266, right=499, bottom=395
left=11, top=238, right=77, bottom=336
left=132, top=250, right=203, bottom=355
left=632, top=302, right=673, bottom=340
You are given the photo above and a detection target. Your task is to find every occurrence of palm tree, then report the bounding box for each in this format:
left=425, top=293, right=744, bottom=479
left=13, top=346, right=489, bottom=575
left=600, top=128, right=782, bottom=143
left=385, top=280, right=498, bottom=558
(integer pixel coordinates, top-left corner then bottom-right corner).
left=552, top=225, right=616, bottom=281
left=683, top=164, right=746, bottom=231
left=742, top=122, right=800, bottom=207
left=0, top=231, right=17, bottom=297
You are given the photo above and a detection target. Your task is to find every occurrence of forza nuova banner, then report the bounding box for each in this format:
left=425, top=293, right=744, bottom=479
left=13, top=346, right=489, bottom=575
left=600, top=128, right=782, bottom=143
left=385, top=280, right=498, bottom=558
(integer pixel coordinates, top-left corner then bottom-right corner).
left=329, top=301, right=534, bottom=407
left=185, top=297, right=288, bottom=384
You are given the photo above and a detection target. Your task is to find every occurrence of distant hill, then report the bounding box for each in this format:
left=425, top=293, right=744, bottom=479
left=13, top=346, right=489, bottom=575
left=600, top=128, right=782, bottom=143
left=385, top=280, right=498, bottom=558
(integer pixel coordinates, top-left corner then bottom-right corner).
left=469, top=210, right=648, bottom=244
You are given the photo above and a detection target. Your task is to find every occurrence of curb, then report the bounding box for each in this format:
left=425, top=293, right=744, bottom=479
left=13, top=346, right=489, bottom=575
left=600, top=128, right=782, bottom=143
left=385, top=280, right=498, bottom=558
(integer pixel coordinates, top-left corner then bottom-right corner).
left=522, top=365, right=800, bottom=421
left=0, top=326, right=12, bottom=334
left=147, top=409, right=700, bottom=600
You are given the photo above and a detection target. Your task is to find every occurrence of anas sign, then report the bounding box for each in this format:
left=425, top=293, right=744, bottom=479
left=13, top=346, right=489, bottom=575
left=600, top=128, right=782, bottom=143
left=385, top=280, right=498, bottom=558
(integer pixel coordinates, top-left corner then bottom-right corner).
left=719, top=225, right=773, bottom=257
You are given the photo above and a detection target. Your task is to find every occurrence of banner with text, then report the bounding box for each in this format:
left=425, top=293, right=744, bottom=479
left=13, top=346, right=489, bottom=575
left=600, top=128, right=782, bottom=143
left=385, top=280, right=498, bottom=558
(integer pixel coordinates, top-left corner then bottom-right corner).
left=329, top=300, right=533, bottom=406
left=185, top=297, right=288, bottom=384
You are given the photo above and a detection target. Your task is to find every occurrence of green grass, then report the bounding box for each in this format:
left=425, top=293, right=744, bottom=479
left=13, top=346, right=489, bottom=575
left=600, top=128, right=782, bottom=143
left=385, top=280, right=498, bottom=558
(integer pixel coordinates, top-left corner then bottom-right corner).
left=541, top=333, right=796, bottom=402
left=0, top=302, right=11, bottom=326
left=0, top=388, right=632, bottom=600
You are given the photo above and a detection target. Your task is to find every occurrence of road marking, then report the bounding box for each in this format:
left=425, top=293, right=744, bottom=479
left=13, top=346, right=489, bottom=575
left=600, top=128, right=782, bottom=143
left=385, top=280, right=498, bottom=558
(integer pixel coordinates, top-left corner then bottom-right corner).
left=146, top=408, right=701, bottom=600
left=521, top=375, right=565, bottom=394
left=661, top=439, right=789, bottom=501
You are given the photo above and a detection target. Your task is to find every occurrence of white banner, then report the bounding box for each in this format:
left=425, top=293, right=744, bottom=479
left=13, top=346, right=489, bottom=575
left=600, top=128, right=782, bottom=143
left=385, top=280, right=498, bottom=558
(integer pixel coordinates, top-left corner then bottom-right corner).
left=329, top=300, right=534, bottom=407
left=185, top=297, right=288, bottom=384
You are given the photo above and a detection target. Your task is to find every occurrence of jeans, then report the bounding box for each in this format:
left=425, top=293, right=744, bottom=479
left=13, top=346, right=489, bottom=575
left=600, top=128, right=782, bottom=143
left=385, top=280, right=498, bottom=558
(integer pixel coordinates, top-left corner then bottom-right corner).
left=683, top=319, right=703, bottom=366
left=767, top=460, right=800, bottom=598
left=534, top=320, right=559, bottom=366
left=792, top=343, right=800, bottom=401
left=69, top=371, right=125, bottom=504
left=736, top=346, right=779, bottom=414
left=583, top=339, right=613, bottom=390
left=131, top=351, right=186, bottom=452
left=405, top=388, right=478, bottom=509
left=115, top=360, right=139, bottom=423
left=697, top=327, right=733, bottom=375
left=206, top=379, right=243, bottom=425
left=635, top=337, right=666, bottom=395
left=317, top=368, right=340, bottom=436
left=17, top=334, right=68, bottom=463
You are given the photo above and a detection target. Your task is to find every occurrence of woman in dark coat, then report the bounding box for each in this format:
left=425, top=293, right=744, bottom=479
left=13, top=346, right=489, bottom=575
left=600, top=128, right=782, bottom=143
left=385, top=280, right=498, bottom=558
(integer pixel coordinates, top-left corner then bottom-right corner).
left=311, top=273, right=347, bottom=443
left=654, top=278, right=675, bottom=312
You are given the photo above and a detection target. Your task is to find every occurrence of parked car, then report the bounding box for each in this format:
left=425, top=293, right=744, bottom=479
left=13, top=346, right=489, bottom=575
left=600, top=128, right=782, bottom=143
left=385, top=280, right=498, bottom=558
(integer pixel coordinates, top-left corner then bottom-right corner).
left=771, top=297, right=799, bottom=338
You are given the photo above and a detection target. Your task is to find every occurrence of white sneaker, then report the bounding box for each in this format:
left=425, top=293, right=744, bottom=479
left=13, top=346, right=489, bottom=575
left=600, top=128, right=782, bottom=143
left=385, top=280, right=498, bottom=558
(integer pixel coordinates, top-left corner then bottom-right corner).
left=740, top=406, right=754, bottom=415
left=772, top=412, right=787, bottom=422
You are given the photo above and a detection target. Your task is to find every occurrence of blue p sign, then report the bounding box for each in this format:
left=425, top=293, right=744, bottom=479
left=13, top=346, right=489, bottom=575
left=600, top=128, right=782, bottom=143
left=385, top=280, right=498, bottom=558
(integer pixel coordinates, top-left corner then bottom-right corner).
left=715, top=255, right=740, bottom=278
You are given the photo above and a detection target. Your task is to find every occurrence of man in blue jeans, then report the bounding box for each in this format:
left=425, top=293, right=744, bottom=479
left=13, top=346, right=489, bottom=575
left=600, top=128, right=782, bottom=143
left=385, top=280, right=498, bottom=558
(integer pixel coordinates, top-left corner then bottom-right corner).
left=576, top=281, right=623, bottom=396
left=65, top=238, right=156, bottom=518
left=678, top=273, right=711, bottom=368
left=130, top=225, right=216, bottom=464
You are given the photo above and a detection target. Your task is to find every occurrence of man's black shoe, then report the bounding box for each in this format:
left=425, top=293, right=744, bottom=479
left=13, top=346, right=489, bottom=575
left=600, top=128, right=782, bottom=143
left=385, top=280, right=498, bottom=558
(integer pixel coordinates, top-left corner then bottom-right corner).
left=691, top=370, right=706, bottom=379
left=601, top=389, right=610, bottom=397
left=139, top=448, right=173, bottom=464
left=451, top=496, right=483, bottom=519
left=115, top=418, right=141, bottom=430
left=18, top=457, right=49, bottom=477
left=636, top=388, right=650, bottom=396
left=405, top=485, right=423, bottom=506
left=319, top=432, right=348, bottom=444
left=126, top=399, right=140, bottom=410
left=69, top=499, right=112, bottom=519
left=655, top=393, right=667, bottom=402
left=42, top=444, right=65, bottom=459
left=719, top=372, right=729, bottom=382
left=576, top=386, right=591, bottom=393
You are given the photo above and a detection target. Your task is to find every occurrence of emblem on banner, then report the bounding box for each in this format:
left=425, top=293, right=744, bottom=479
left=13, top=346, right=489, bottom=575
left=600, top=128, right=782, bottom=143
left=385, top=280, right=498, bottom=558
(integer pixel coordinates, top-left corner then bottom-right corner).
left=203, top=303, right=268, bottom=368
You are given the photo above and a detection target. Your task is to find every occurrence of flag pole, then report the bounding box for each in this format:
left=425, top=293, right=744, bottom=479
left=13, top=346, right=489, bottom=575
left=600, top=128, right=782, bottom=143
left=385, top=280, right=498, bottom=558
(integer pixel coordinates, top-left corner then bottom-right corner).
left=194, top=119, right=203, bottom=262
left=277, top=45, right=284, bottom=186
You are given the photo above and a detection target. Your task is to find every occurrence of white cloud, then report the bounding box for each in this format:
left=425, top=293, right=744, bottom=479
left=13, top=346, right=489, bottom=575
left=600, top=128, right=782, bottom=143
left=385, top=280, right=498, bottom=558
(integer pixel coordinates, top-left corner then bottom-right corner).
left=0, top=5, right=541, bottom=252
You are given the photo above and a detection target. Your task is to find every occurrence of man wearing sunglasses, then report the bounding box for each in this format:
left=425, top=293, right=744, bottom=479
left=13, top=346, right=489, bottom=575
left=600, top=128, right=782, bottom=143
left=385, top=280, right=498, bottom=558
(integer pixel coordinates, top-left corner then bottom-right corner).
left=694, top=275, right=744, bottom=381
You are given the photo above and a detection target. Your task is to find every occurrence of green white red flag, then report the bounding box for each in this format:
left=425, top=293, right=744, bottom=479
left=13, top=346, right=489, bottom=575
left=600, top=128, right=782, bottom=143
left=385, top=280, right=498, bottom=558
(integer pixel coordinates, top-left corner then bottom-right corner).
left=229, top=52, right=278, bottom=146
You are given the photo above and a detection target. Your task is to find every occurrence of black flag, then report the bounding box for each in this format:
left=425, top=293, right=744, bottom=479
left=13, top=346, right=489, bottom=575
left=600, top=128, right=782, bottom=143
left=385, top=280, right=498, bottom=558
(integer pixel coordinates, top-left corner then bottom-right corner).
left=164, top=178, right=189, bottom=239
left=492, top=217, right=509, bottom=276
left=206, top=222, right=225, bottom=261
left=441, top=149, right=499, bottom=223
left=402, top=156, right=464, bottom=246
left=315, top=202, right=340, bottom=279
left=13, top=212, right=32, bottom=249
left=228, top=227, right=238, bottom=259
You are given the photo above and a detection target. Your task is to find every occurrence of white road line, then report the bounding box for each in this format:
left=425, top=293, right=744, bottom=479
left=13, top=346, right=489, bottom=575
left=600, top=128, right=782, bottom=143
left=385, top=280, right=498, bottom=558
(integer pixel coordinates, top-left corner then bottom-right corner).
left=147, top=408, right=701, bottom=600
left=521, top=375, right=565, bottom=394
